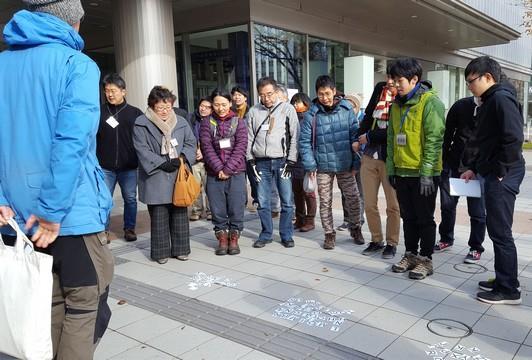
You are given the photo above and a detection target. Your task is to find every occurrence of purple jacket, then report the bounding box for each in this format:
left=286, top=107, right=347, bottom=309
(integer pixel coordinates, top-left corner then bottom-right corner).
left=200, top=112, right=248, bottom=177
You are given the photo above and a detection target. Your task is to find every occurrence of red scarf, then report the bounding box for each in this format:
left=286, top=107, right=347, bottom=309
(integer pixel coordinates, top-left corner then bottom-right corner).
left=372, top=86, right=395, bottom=121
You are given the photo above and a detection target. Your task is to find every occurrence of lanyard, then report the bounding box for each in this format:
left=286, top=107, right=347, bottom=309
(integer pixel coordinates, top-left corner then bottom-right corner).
left=398, top=106, right=411, bottom=132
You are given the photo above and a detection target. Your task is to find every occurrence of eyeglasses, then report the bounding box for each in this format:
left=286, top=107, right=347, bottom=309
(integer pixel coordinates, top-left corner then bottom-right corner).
left=154, top=105, right=172, bottom=112
left=465, top=74, right=484, bottom=86
left=259, top=92, right=275, bottom=99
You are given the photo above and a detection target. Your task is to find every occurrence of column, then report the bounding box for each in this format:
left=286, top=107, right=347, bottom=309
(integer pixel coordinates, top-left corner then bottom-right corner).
left=427, top=70, right=450, bottom=110
left=344, top=55, right=374, bottom=108
left=112, top=0, right=178, bottom=109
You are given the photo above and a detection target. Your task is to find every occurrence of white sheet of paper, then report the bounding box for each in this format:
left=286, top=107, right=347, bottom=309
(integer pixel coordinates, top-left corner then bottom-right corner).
left=449, top=178, right=481, bottom=198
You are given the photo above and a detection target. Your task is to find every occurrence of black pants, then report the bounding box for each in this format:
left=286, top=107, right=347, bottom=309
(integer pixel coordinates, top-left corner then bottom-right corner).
left=438, top=169, right=486, bottom=252
left=147, top=204, right=190, bottom=260
left=484, top=163, right=525, bottom=294
left=395, top=176, right=439, bottom=258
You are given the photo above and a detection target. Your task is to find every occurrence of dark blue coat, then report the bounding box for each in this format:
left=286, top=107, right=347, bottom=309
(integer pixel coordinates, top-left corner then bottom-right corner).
left=299, top=99, right=360, bottom=173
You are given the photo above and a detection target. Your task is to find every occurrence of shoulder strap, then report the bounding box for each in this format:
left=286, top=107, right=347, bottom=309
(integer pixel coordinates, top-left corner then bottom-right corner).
left=250, top=102, right=283, bottom=157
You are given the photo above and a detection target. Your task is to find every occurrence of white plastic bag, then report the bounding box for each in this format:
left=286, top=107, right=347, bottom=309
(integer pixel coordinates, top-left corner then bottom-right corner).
left=303, top=173, right=316, bottom=193
left=0, top=219, right=53, bottom=360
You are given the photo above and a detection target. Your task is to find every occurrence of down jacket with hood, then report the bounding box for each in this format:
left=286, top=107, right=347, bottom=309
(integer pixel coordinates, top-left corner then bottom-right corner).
left=0, top=10, right=112, bottom=236
left=299, top=98, right=360, bottom=173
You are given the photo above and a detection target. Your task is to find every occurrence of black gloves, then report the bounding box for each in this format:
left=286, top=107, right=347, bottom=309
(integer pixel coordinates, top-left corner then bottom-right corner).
left=158, top=158, right=180, bottom=172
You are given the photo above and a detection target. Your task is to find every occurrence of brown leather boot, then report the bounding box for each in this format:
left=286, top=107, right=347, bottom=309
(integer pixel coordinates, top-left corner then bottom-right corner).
left=323, top=232, right=336, bottom=250
left=215, top=230, right=229, bottom=255
left=299, top=216, right=315, bottom=232
left=293, top=216, right=305, bottom=230
left=350, top=226, right=365, bottom=245
left=228, top=230, right=241, bottom=255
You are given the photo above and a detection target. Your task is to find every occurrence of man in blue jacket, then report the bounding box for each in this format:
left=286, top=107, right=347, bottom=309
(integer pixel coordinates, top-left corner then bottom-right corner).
left=0, top=1, right=114, bottom=358
left=299, top=75, right=364, bottom=250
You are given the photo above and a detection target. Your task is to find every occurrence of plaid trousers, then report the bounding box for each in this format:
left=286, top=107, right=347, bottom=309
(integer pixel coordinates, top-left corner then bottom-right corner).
left=317, top=171, right=362, bottom=234
left=147, top=204, right=190, bottom=260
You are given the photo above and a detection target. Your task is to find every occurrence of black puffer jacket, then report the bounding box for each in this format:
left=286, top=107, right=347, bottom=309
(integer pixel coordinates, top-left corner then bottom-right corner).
left=97, top=102, right=143, bottom=171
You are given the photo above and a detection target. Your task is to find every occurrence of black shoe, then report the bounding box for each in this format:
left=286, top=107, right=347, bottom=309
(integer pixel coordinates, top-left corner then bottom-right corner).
left=156, top=258, right=168, bottom=264
left=362, top=242, right=384, bottom=255
left=281, top=239, right=295, bottom=248
left=253, top=239, right=272, bottom=248
left=477, top=290, right=521, bottom=305
left=382, top=245, right=397, bottom=259
left=478, top=278, right=521, bottom=292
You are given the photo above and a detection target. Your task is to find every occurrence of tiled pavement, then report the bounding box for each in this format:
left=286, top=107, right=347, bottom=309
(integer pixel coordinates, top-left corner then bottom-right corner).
left=2, top=152, right=532, bottom=360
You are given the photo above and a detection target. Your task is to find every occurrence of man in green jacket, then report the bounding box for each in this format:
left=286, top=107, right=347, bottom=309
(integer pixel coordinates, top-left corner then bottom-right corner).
left=386, top=58, right=445, bottom=280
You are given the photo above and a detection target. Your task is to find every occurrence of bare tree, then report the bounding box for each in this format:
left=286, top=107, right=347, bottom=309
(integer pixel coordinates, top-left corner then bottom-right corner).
left=522, top=0, right=532, bottom=34
left=254, top=27, right=304, bottom=90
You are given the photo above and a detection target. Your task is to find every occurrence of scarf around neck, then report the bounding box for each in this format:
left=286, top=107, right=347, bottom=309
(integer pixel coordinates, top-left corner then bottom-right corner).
left=145, top=107, right=178, bottom=159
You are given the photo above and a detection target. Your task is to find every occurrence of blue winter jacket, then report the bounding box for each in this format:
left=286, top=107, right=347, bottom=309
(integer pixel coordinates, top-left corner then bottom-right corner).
left=0, top=11, right=112, bottom=236
left=299, top=99, right=360, bottom=173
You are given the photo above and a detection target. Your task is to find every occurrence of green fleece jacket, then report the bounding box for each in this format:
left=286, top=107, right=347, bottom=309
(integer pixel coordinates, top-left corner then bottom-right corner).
left=386, top=82, right=445, bottom=177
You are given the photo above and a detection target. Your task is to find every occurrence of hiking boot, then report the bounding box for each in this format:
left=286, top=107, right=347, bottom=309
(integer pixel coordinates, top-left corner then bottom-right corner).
left=215, top=230, right=229, bottom=255
left=228, top=230, right=241, bottom=255
left=299, top=217, right=315, bottom=232
left=478, top=278, right=521, bottom=292
left=350, top=227, right=365, bottom=245
left=409, top=256, right=433, bottom=280
left=382, top=245, right=397, bottom=259
left=337, top=222, right=349, bottom=231
left=392, top=252, right=418, bottom=273
left=477, top=290, right=521, bottom=305
left=464, top=250, right=481, bottom=264
left=124, top=229, right=137, bottom=242
left=433, top=241, right=453, bottom=252
left=293, top=217, right=305, bottom=230
left=323, top=233, right=336, bottom=250
left=362, top=241, right=385, bottom=255
left=253, top=239, right=272, bottom=248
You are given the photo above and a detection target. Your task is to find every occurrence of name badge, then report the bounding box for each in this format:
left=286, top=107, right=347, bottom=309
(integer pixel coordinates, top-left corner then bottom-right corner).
left=396, top=133, right=407, bottom=146
left=219, top=138, right=231, bottom=149
left=106, top=116, right=119, bottom=128
left=261, top=124, right=269, bottom=131
left=170, top=138, right=178, bottom=147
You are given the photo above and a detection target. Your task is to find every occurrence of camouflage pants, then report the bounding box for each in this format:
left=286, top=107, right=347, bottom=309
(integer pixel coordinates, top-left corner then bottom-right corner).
left=317, top=171, right=362, bottom=234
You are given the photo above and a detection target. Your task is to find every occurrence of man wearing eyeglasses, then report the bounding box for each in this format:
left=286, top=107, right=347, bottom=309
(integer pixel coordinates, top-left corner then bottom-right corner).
left=461, top=56, right=525, bottom=305
left=246, top=77, right=300, bottom=248
left=97, top=73, right=143, bottom=242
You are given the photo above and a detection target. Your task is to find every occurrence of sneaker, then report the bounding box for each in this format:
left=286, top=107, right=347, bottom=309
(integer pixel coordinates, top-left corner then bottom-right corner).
left=362, top=242, right=385, bottom=255
left=281, top=239, right=295, bottom=248
left=124, top=229, right=137, bottom=242
left=478, top=278, right=521, bottom=292
left=392, top=252, right=418, bottom=273
left=189, top=213, right=201, bottom=221
left=477, top=290, right=521, bottom=305
left=464, top=250, right=481, bottom=264
left=382, top=245, right=397, bottom=259
left=253, top=239, right=272, bottom=248
left=337, top=222, right=349, bottom=231
left=434, top=241, right=453, bottom=252
left=409, top=256, right=433, bottom=280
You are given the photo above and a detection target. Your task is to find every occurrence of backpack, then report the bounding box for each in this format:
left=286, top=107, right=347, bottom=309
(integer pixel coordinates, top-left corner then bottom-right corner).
left=209, top=116, right=239, bottom=140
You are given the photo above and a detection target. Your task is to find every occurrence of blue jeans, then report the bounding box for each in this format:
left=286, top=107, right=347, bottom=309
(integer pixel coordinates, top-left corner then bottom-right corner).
left=102, top=169, right=137, bottom=230
left=484, top=163, right=525, bottom=294
left=439, top=169, right=486, bottom=251
left=206, top=173, right=246, bottom=232
left=255, top=158, right=294, bottom=242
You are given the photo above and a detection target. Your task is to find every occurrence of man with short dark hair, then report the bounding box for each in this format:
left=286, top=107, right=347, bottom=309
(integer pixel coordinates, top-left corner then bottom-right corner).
left=97, top=73, right=143, bottom=241
left=246, top=77, right=299, bottom=248
left=461, top=56, right=525, bottom=305
left=0, top=1, right=114, bottom=358
left=387, top=58, right=445, bottom=280
left=299, top=75, right=364, bottom=250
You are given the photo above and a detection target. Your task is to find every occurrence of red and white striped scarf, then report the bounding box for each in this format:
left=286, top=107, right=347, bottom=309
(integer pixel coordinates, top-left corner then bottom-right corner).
left=372, top=86, right=394, bottom=121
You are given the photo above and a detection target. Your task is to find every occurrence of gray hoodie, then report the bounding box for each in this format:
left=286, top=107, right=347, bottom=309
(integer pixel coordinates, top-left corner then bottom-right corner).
left=246, top=100, right=300, bottom=163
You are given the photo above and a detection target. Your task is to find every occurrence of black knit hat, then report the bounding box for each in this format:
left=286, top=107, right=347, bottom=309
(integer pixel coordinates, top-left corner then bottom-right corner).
left=23, top=0, right=85, bottom=25
left=231, top=86, right=249, bottom=99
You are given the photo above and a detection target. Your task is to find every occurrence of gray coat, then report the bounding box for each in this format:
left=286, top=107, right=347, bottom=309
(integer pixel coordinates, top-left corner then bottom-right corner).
left=133, top=114, right=197, bottom=205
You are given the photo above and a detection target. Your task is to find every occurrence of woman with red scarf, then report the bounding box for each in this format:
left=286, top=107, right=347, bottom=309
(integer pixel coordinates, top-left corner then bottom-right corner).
left=200, top=88, right=248, bottom=256
left=353, top=69, right=401, bottom=259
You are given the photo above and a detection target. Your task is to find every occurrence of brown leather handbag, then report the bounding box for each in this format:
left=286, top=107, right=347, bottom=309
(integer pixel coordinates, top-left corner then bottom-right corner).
left=172, top=157, right=200, bottom=207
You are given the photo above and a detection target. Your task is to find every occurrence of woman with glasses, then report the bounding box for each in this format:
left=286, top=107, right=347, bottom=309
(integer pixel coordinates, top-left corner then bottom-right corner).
left=133, top=86, right=197, bottom=264
left=200, top=88, right=248, bottom=255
